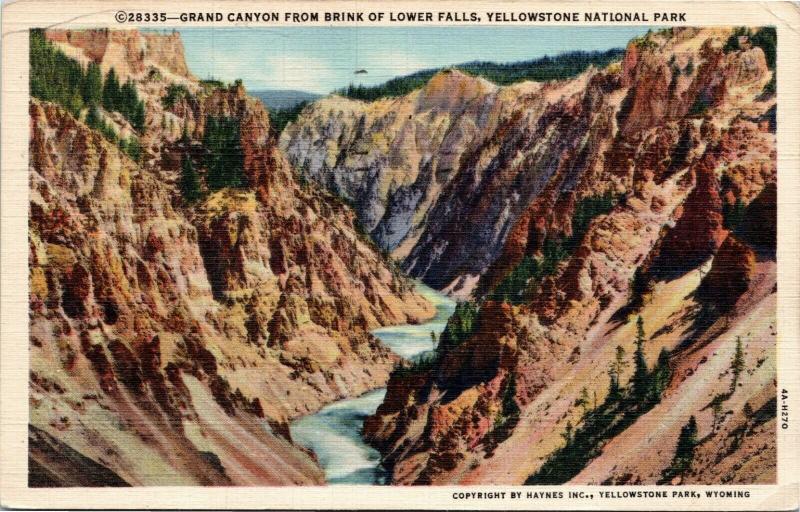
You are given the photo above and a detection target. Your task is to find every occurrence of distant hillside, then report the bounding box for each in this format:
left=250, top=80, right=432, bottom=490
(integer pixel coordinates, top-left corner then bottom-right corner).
left=335, top=48, right=625, bottom=102
left=252, top=89, right=322, bottom=110
left=252, top=90, right=321, bottom=135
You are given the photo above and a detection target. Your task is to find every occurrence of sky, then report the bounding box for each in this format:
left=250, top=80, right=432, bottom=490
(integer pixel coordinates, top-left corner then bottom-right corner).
left=177, top=26, right=653, bottom=95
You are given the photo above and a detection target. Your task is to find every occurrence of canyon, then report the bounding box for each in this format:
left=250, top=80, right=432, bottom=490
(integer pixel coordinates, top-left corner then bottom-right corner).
left=29, top=28, right=434, bottom=486
left=284, top=27, right=777, bottom=485
left=29, top=26, right=777, bottom=488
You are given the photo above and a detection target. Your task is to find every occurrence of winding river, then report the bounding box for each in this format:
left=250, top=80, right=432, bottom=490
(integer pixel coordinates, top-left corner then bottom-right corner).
left=290, top=284, right=455, bottom=484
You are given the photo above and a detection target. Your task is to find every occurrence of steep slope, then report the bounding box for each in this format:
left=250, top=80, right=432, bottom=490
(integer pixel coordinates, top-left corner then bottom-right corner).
left=355, top=28, right=777, bottom=484
left=29, top=29, right=434, bottom=486
left=282, top=57, right=635, bottom=297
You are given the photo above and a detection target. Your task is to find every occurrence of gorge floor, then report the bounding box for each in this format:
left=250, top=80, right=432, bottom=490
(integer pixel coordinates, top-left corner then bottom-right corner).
left=290, top=284, right=455, bottom=484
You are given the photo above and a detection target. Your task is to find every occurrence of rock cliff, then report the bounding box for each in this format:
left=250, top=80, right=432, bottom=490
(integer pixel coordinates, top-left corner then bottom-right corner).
left=282, top=63, right=611, bottom=296
left=47, top=29, right=193, bottom=82
left=345, top=28, right=777, bottom=484
left=29, top=29, right=434, bottom=486
left=282, top=29, right=775, bottom=305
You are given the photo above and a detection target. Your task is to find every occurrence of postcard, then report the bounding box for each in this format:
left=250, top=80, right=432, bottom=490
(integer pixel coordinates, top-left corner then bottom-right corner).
left=1, top=1, right=798, bottom=509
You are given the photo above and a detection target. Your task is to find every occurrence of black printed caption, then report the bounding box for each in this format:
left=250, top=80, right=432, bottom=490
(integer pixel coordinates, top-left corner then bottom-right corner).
left=116, top=11, right=168, bottom=23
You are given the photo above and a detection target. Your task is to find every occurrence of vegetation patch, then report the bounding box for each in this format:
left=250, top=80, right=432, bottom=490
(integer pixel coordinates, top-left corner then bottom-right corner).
left=199, top=78, right=226, bottom=90
left=162, top=84, right=193, bottom=109
left=31, top=29, right=146, bottom=161
left=180, top=153, right=202, bottom=203
left=437, top=301, right=480, bottom=354
left=269, top=101, right=310, bottom=135
left=30, top=29, right=96, bottom=117
left=389, top=300, right=482, bottom=378
left=723, top=199, right=747, bottom=231
left=101, top=68, right=146, bottom=131
left=488, top=193, right=619, bottom=305
left=118, top=136, right=142, bottom=162
left=204, top=116, right=246, bottom=190
left=723, top=27, right=776, bottom=69
left=335, top=49, right=625, bottom=102
left=688, top=94, right=712, bottom=117
left=526, top=317, right=672, bottom=484
left=391, top=350, right=439, bottom=378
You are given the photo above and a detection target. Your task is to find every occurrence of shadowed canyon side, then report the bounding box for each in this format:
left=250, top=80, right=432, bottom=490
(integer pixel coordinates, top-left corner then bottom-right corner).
left=28, top=28, right=435, bottom=486
left=280, top=55, right=627, bottom=297
left=286, top=27, right=775, bottom=485
left=28, top=25, right=778, bottom=489
left=280, top=29, right=776, bottom=303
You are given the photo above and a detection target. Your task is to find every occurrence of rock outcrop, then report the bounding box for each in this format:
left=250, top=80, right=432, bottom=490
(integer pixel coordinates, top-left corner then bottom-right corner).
left=47, top=29, right=193, bottom=82
left=29, top=29, right=434, bottom=486
left=283, top=29, right=775, bottom=305
left=31, top=26, right=778, bottom=488
left=352, top=28, right=777, bottom=485
left=282, top=69, right=599, bottom=295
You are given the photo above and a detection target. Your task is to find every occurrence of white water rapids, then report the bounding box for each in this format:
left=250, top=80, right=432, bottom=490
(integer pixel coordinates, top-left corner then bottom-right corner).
left=290, top=284, right=455, bottom=484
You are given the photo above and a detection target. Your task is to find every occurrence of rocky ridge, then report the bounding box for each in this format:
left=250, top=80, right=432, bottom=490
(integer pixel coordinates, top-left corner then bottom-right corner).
left=343, top=28, right=777, bottom=485
left=281, top=55, right=620, bottom=296
left=29, top=29, right=434, bottom=486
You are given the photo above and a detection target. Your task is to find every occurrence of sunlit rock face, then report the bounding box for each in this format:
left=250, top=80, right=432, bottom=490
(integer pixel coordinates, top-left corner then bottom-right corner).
left=292, top=28, right=777, bottom=485
left=29, top=29, right=435, bottom=486
left=283, top=29, right=774, bottom=306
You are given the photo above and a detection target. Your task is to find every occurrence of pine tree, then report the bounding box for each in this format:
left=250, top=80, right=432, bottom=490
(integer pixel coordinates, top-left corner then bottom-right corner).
left=102, top=68, right=120, bottom=112
left=632, top=316, right=649, bottom=403
left=575, top=387, right=590, bottom=415
left=608, top=368, right=619, bottom=398
left=661, top=415, right=698, bottom=482
left=180, top=154, right=201, bottom=203
left=608, top=344, right=628, bottom=397
left=85, top=106, right=101, bottom=129
left=111, top=80, right=146, bottom=132
left=674, top=416, right=698, bottom=466
left=120, top=80, right=137, bottom=113
left=132, top=100, right=146, bottom=132
left=204, top=115, right=245, bottom=190
left=82, top=62, right=103, bottom=106
left=648, top=347, right=672, bottom=403
left=67, top=90, right=84, bottom=117
left=561, top=420, right=574, bottom=445
left=120, top=137, right=141, bottom=163
left=711, top=401, right=723, bottom=431
left=730, top=337, right=745, bottom=392
left=500, top=374, right=519, bottom=422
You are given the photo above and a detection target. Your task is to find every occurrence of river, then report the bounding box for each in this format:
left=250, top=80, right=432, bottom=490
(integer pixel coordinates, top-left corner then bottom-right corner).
left=289, top=284, right=456, bottom=484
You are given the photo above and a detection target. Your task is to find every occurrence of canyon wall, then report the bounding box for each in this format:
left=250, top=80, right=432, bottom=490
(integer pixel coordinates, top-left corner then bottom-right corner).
left=30, top=26, right=778, bottom=488
left=29, top=29, right=434, bottom=486
left=301, top=28, right=776, bottom=485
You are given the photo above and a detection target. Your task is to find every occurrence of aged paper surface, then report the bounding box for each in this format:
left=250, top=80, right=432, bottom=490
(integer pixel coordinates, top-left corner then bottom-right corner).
left=1, top=0, right=799, bottom=509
